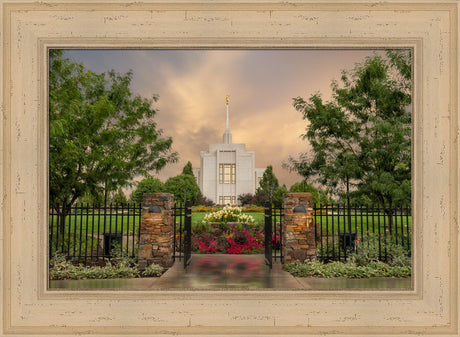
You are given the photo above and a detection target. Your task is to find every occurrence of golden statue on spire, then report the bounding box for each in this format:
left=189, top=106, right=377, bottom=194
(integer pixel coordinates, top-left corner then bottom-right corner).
left=226, top=95, right=229, bottom=105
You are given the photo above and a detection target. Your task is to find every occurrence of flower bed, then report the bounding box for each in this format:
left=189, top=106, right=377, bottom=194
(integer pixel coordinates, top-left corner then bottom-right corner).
left=192, top=206, right=263, bottom=254
left=192, top=222, right=264, bottom=254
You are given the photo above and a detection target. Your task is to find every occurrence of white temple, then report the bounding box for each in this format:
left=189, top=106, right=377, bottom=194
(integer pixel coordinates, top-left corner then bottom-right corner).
left=193, top=96, right=265, bottom=205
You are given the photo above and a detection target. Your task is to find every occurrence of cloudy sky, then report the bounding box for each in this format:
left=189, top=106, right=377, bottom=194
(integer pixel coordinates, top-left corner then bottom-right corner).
left=63, top=49, right=383, bottom=189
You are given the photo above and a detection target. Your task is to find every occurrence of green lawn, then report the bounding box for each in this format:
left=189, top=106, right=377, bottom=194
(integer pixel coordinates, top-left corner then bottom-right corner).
left=314, top=211, right=412, bottom=237
left=49, top=210, right=411, bottom=240
left=49, top=214, right=140, bottom=235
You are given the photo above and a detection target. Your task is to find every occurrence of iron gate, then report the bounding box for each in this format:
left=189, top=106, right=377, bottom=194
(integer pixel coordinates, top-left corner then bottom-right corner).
left=264, top=201, right=273, bottom=268
left=183, top=200, right=192, bottom=269
left=173, top=200, right=192, bottom=269
left=264, top=201, right=284, bottom=269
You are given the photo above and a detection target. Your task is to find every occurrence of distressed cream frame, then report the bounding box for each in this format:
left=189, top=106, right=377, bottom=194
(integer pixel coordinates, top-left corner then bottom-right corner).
left=1, top=0, right=459, bottom=336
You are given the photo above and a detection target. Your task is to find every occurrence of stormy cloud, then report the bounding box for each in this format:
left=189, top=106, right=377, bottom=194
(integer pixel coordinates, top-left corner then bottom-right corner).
left=63, top=49, right=382, bottom=189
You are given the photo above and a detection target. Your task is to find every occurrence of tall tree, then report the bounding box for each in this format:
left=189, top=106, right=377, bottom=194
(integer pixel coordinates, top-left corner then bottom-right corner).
left=257, top=165, right=280, bottom=204
left=182, top=161, right=195, bottom=177
left=130, top=177, right=166, bottom=204
left=289, top=181, right=330, bottom=205
left=49, top=50, right=177, bottom=233
left=165, top=174, right=200, bottom=204
left=288, top=50, right=411, bottom=221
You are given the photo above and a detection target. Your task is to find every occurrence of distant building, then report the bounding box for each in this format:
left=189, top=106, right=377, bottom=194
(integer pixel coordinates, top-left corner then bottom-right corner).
left=193, top=97, right=265, bottom=205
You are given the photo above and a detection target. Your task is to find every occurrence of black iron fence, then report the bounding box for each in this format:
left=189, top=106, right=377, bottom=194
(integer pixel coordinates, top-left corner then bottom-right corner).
left=49, top=202, right=412, bottom=266
left=264, top=204, right=284, bottom=268
left=172, top=202, right=186, bottom=262
left=313, top=204, right=412, bottom=262
left=49, top=203, right=141, bottom=265
left=271, top=205, right=283, bottom=263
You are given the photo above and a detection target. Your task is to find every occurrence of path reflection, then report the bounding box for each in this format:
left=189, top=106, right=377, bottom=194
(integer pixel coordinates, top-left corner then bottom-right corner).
left=49, top=254, right=411, bottom=290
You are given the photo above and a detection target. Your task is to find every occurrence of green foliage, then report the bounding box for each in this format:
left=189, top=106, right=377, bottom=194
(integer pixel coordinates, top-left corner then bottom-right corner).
left=237, top=193, right=254, bottom=206
left=112, top=188, right=128, bottom=204
left=49, top=49, right=177, bottom=225
left=182, top=161, right=195, bottom=177
left=192, top=221, right=212, bottom=233
left=78, top=188, right=127, bottom=205
left=237, top=191, right=268, bottom=207
left=165, top=174, right=200, bottom=204
left=282, top=259, right=411, bottom=278
left=288, top=50, right=411, bottom=208
left=257, top=165, right=279, bottom=194
left=289, top=182, right=330, bottom=205
left=195, top=193, right=215, bottom=207
left=349, top=234, right=411, bottom=267
left=142, top=263, right=164, bottom=277
left=49, top=254, right=140, bottom=280
left=48, top=233, right=100, bottom=258
left=273, top=185, right=288, bottom=207
left=131, top=177, right=165, bottom=203
left=77, top=191, right=105, bottom=205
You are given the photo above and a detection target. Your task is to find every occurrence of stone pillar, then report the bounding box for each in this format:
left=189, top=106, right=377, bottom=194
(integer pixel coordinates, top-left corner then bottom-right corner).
left=282, top=193, right=316, bottom=263
left=138, top=193, right=174, bottom=270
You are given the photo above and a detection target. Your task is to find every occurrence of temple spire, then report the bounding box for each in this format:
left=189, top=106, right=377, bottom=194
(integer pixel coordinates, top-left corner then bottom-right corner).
left=225, top=95, right=230, bottom=131
left=223, top=95, right=232, bottom=144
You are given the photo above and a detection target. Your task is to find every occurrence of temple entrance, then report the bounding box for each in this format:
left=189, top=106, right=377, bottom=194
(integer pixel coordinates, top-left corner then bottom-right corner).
left=139, top=193, right=314, bottom=273
left=172, top=201, right=283, bottom=270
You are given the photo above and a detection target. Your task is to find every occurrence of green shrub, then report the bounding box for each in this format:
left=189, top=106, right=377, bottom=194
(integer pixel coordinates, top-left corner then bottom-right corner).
left=349, top=233, right=411, bottom=267
left=142, top=263, right=164, bottom=277
left=385, top=242, right=412, bottom=267
left=110, top=244, right=138, bottom=266
left=49, top=254, right=140, bottom=280
left=48, top=233, right=100, bottom=258
left=282, top=259, right=411, bottom=278
left=192, top=221, right=212, bottom=233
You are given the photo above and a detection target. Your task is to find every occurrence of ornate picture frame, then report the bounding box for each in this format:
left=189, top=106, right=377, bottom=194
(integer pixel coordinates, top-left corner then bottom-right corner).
left=1, top=1, right=458, bottom=335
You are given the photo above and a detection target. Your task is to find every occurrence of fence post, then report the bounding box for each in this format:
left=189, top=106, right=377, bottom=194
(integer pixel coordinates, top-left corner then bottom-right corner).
left=282, top=193, right=316, bottom=263
left=138, top=193, right=175, bottom=271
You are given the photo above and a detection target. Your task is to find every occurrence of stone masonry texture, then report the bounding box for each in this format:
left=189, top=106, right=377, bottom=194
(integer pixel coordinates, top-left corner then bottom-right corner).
left=138, top=193, right=175, bottom=270
left=282, top=193, right=316, bottom=263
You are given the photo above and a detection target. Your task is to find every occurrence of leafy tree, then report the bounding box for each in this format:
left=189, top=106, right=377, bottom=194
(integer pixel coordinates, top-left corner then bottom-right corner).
left=289, top=181, right=330, bottom=205
left=195, top=193, right=215, bottom=207
left=182, top=161, right=195, bottom=177
left=130, top=177, right=165, bottom=204
left=288, top=50, right=411, bottom=227
left=238, top=193, right=254, bottom=206
left=273, top=185, right=288, bottom=207
left=257, top=165, right=280, bottom=204
left=165, top=174, right=200, bottom=204
left=112, top=188, right=128, bottom=204
left=252, top=191, right=268, bottom=207
left=77, top=191, right=104, bottom=205
left=49, top=50, right=177, bottom=233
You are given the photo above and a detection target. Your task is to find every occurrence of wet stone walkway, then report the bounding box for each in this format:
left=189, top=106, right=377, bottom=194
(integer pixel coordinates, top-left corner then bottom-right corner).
left=49, top=254, right=411, bottom=290
left=150, top=254, right=300, bottom=289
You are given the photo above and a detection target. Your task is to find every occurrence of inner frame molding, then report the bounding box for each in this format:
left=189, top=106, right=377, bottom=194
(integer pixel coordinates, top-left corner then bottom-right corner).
left=1, top=1, right=458, bottom=336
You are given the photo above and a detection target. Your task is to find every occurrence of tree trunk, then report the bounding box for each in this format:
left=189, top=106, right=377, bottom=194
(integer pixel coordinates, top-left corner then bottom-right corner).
left=104, top=180, right=109, bottom=206
left=55, top=204, right=71, bottom=238
left=384, top=200, right=394, bottom=236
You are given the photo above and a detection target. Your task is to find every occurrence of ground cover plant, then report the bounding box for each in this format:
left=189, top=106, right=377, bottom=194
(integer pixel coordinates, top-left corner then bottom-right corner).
left=49, top=248, right=164, bottom=280
left=49, top=254, right=140, bottom=280
left=283, top=234, right=411, bottom=278
left=282, top=260, right=411, bottom=278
